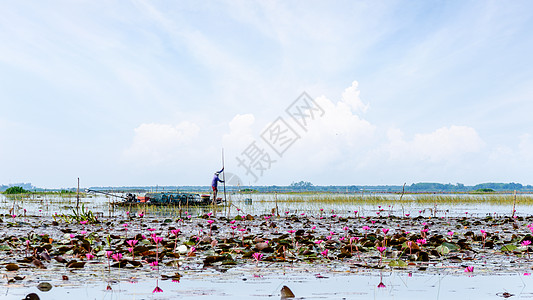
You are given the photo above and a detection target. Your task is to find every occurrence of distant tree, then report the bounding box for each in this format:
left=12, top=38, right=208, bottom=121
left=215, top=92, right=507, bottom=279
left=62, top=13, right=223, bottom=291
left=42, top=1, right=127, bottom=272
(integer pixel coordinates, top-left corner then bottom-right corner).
left=4, top=186, right=30, bottom=194
left=289, top=181, right=314, bottom=191
left=473, top=188, right=495, bottom=193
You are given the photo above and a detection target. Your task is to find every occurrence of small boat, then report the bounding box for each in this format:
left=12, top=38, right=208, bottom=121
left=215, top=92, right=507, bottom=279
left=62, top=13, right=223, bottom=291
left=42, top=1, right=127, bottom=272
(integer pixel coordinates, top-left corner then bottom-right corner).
left=86, top=189, right=223, bottom=206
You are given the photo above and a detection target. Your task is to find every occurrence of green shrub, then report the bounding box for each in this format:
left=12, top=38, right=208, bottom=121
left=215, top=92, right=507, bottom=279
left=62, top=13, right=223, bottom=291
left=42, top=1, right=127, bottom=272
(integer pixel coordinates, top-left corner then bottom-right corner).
left=3, top=186, right=30, bottom=194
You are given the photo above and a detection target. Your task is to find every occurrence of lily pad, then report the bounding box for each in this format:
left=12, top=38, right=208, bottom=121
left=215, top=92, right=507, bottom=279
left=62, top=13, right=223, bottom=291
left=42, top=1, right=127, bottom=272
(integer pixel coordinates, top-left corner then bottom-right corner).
left=37, top=282, right=53, bottom=292
left=501, top=244, right=517, bottom=252
left=436, top=245, right=450, bottom=255
left=441, top=242, right=459, bottom=251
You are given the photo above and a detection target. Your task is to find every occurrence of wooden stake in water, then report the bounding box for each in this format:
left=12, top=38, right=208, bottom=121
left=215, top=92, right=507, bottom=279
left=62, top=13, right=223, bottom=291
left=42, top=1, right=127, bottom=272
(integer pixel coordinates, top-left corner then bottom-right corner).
left=275, top=191, right=279, bottom=217
left=222, top=148, right=227, bottom=205
left=512, top=190, right=517, bottom=218
left=76, top=177, right=80, bottom=213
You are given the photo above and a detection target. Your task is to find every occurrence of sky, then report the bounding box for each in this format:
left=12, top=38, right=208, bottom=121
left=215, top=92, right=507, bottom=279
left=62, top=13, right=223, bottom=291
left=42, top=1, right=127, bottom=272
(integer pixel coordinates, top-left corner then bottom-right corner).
left=1, top=0, right=533, bottom=188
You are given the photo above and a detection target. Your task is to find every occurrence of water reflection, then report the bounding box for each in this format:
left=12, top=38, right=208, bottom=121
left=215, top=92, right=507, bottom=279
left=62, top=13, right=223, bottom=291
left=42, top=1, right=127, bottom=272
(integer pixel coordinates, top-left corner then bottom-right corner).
left=2, top=193, right=533, bottom=219
left=5, top=271, right=533, bottom=299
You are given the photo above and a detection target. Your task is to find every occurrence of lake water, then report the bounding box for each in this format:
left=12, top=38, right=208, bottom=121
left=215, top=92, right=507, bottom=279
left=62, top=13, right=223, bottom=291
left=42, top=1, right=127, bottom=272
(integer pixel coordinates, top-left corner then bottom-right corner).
left=2, top=268, right=532, bottom=299
left=2, top=192, right=533, bottom=299
left=2, top=192, right=532, bottom=219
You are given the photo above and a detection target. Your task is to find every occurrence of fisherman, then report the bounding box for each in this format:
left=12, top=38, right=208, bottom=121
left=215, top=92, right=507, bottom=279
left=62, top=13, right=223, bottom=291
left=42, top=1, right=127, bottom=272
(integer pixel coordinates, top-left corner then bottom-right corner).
left=211, top=168, right=224, bottom=202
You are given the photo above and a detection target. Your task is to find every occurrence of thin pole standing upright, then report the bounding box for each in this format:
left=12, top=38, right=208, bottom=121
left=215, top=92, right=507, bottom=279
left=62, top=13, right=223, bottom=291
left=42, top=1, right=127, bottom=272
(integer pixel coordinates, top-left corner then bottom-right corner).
left=222, top=148, right=227, bottom=205
left=76, top=177, right=80, bottom=213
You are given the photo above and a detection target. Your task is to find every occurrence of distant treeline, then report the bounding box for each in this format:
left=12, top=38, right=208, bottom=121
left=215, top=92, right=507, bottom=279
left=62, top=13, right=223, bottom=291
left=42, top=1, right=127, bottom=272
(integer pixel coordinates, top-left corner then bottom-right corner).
left=85, top=181, right=533, bottom=193
left=3, top=181, right=532, bottom=194
left=0, top=182, right=35, bottom=192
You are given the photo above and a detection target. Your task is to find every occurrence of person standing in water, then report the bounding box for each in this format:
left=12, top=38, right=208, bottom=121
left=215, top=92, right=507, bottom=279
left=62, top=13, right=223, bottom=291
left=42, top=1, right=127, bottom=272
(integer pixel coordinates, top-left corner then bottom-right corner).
left=212, top=168, right=224, bottom=202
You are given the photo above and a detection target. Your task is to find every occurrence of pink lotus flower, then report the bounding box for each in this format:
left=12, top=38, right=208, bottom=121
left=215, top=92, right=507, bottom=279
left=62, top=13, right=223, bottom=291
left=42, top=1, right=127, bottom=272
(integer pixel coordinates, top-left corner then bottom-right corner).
left=150, top=261, right=158, bottom=266
left=86, top=253, right=94, bottom=260
left=112, top=253, right=122, bottom=261
left=288, top=230, right=296, bottom=234
left=343, top=226, right=349, bottom=231
left=362, top=226, right=370, bottom=231
left=447, top=231, right=454, bottom=236
left=106, top=250, right=113, bottom=258
left=153, top=286, right=163, bottom=293
left=207, top=220, right=214, bottom=224
left=80, top=220, right=88, bottom=225
left=230, top=220, right=236, bottom=224
left=252, top=252, right=263, bottom=262
left=350, top=237, right=359, bottom=243
left=522, top=240, right=532, bottom=247
left=170, top=229, right=180, bottom=236
left=417, top=239, right=427, bottom=245
left=311, top=226, right=316, bottom=230
left=377, top=246, right=386, bottom=253
left=377, top=282, right=386, bottom=288
left=405, top=214, right=410, bottom=217
left=382, top=228, right=389, bottom=234
left=147, top=228, right=156, bottom=232
left=464, top=266, right=474, bottom=272
left=320, top=249, right=328, bottom=257
left=126, top=239, right=138, bottom=247
left=315, top=240, right=324, bottom=245
left=152, top=236, right=163, bottom=244
left=80, top=230, right=87, bottom=235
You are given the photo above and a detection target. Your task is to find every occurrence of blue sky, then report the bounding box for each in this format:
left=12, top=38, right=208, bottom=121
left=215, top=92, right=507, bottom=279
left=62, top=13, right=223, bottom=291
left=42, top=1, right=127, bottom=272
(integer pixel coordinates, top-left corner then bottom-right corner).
left=1, top=1, right=532, bottom=188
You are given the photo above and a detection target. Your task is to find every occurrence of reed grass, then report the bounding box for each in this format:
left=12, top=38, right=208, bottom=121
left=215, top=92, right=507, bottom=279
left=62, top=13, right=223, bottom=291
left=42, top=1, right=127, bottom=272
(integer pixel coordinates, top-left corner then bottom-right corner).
left=248, top=193, right=533, bottom=205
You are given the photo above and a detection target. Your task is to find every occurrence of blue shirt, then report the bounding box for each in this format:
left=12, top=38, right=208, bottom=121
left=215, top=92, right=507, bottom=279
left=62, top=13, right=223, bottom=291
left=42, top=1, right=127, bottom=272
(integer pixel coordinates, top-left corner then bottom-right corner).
left=211, top=168, right=224, bottom=188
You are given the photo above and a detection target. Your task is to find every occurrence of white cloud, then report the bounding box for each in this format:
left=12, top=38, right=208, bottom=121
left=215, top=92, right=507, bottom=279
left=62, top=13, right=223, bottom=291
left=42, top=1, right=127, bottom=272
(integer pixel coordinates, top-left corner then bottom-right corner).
left=222, top=114, right=256, bottom=150
left=341, top=81, right=369, bottom=113
left=123, top=122, right=200, bottom=165
left=245, top=86, right=376, bottom=183
left=519, top=134, right=533, bottom=161
left=385, top=125, right=485, bottom=162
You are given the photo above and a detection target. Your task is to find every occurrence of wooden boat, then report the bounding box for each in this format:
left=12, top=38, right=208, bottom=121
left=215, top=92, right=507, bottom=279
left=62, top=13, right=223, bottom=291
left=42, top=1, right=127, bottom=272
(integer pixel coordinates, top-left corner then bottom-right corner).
left=86, top=189, right=223, bottom=206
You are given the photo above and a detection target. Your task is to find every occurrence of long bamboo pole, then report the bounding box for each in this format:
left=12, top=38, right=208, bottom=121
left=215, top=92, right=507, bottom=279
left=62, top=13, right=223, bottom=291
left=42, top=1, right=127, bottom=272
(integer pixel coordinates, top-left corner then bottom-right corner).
left=222, top=148, right=227, bottom=205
